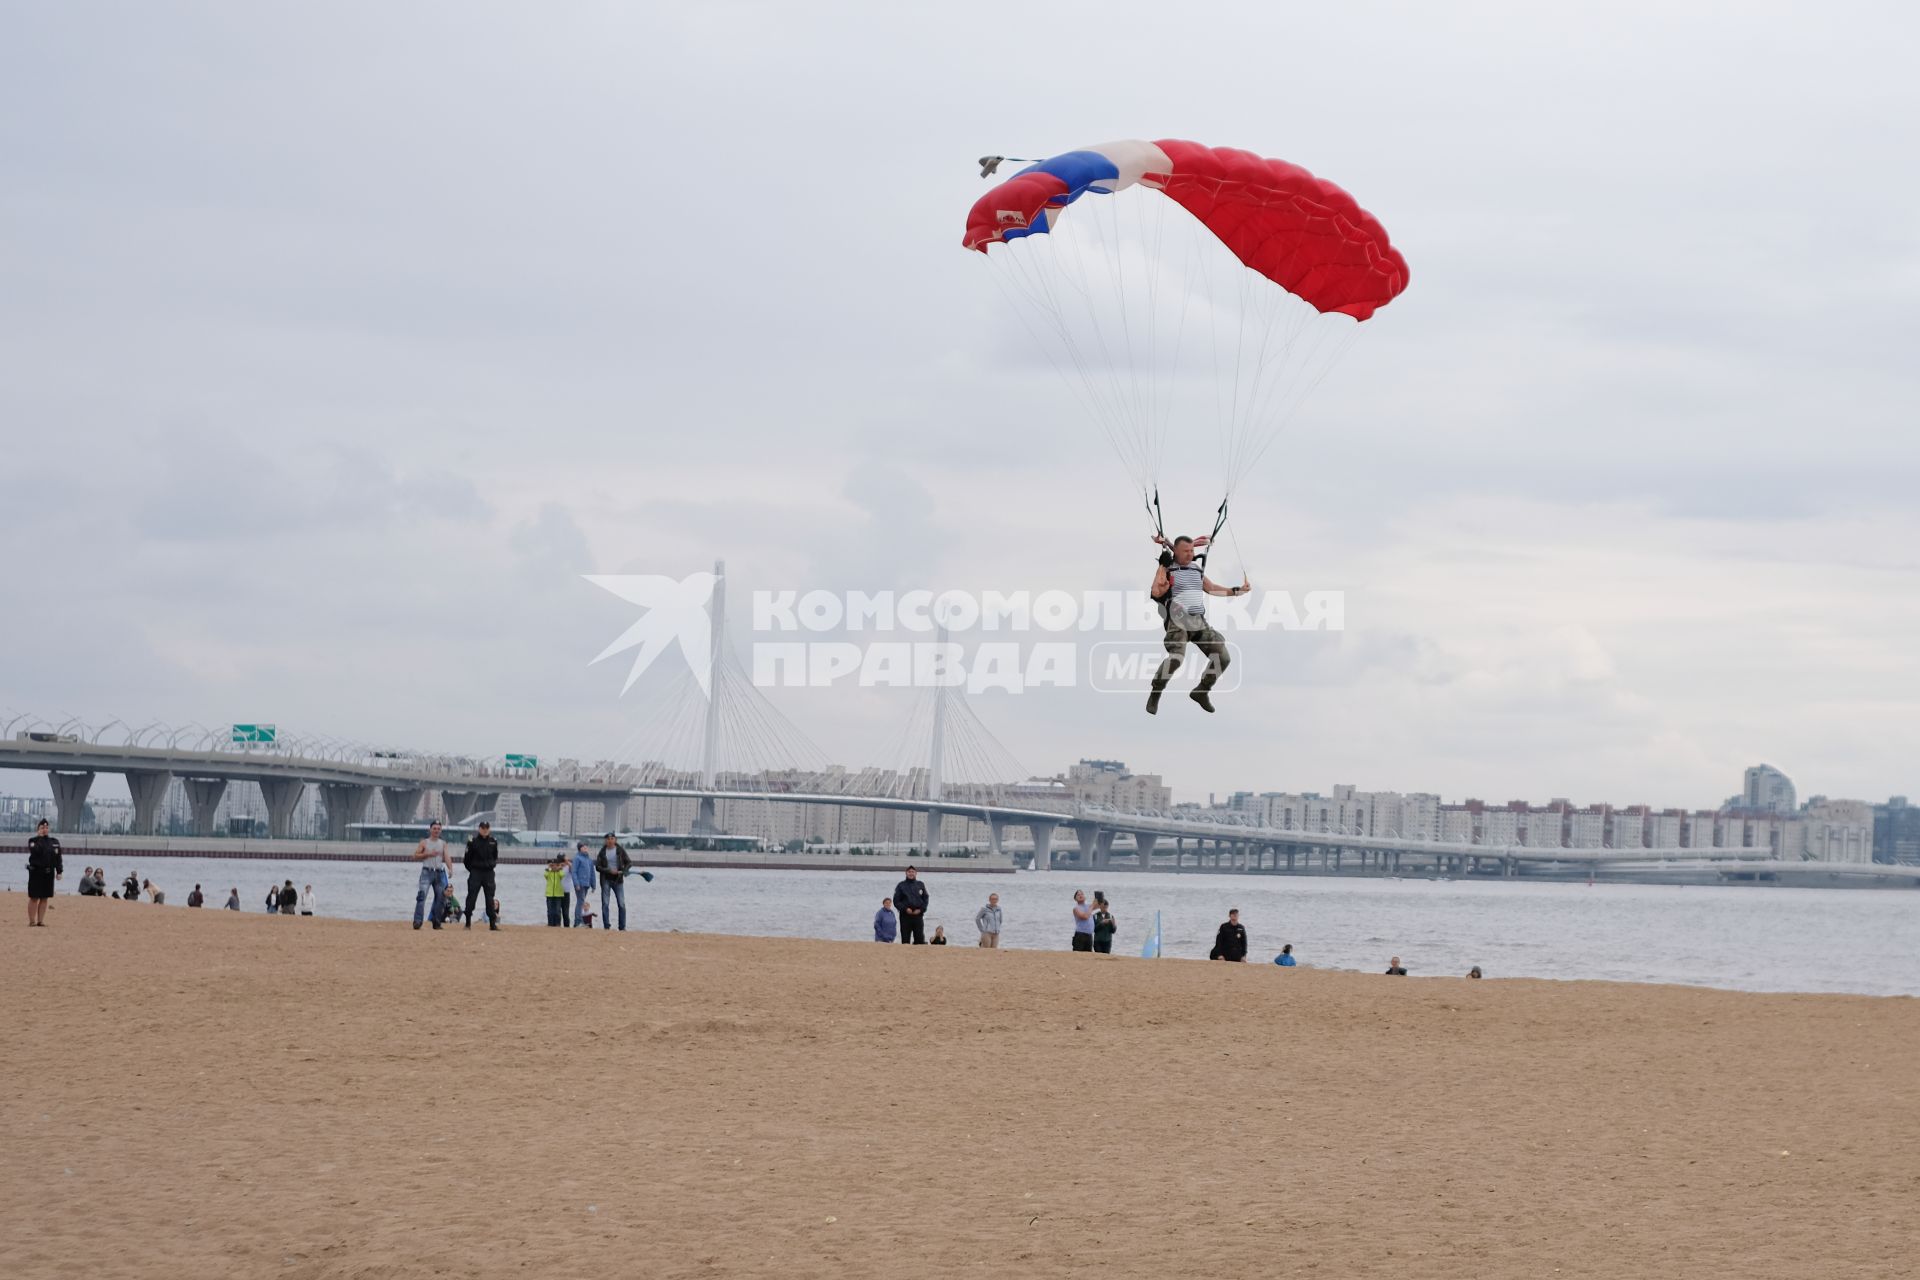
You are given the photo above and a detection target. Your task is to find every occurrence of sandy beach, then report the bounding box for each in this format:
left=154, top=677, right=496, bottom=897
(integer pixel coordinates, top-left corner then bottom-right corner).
left=2, top=893, right=1915, bottom=1279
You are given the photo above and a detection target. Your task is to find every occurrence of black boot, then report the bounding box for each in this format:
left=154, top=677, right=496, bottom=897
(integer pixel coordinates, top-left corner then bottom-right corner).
left=1145, top=689, right=1162, bottom=715
left=1190, top=689, right=1215, bottom=713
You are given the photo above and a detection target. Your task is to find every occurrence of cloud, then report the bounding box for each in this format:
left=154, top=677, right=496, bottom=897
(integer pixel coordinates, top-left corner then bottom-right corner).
left=2, top=2, right=1917, bottom=808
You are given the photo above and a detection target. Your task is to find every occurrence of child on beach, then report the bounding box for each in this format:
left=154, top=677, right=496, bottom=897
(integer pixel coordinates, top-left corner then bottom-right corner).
left=930, top=925, right=948, bottom=945
left=874, top=898, right=897, bottom=943
left=544, top=855, right=569, bottom=927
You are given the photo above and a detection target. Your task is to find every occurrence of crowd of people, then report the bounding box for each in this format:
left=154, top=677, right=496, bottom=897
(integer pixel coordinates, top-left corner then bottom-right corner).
left=407, top=823, right=654, bottom=932
left=867, top=865, right=1485, bottom=974
left=21, top=819, right=1485, bottom=974
left=22, top=815, right=328, bottom=923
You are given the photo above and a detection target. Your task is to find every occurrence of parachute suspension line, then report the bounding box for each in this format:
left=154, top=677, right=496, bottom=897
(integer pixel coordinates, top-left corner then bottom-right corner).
left=1193, top=496, right=1230, bottom=571
left=1225, top=319, right=1363, bottom=498
left=989, top=244, right=1150, bottom=492
left=1220, top=274, right=1288, bottom=488
left=1094, top=192, right=1148, bottom=492
left=1143, top=486, right=1166, bottom=542
left=1217, top=507, right=1249, bottom=587
left=1020, top=219, right=1153, bottom=488
left=1069, top=197, right=1156, bottom=488
left=1142, top=182, right=1189, bottom=490
left=1222, top=260, right=1305, bottom=489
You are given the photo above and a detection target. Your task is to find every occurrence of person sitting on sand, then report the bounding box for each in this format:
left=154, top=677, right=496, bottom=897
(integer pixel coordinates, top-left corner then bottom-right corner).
left=1385, top=957, right=1408, bottom=976
left=874, top=897, right=897, bottom=943
left=187, top=885, right=204, bottom=908
left=1467, top=966, right=1482, bottom=979
left=1274, top=944, right=1297, bottom=967
left=930, top=925, right=948, bottom=946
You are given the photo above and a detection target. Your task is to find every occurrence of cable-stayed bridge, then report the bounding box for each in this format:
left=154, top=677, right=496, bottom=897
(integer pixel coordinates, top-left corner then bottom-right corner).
left=7, top=561, right=1916, bottom=884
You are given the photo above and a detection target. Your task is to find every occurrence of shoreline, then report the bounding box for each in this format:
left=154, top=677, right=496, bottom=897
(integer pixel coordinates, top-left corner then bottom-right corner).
left=6, top=887, right=1915, bottom=1001
left=8, top=838, right=1916, bottom=888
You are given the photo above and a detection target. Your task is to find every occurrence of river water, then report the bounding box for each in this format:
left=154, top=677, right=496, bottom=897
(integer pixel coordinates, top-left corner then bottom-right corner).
left=10, top=858, right=1917, bottom=997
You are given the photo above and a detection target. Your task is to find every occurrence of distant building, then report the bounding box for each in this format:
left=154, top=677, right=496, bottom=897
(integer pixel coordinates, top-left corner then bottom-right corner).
left=1742, top=764, right=1797, bottom=814
left=1066, top=760, right=1171, bottom=813
left=1875, top=797, right=1920, bottom=865
left=1795, top=798, right=1874, bottom=863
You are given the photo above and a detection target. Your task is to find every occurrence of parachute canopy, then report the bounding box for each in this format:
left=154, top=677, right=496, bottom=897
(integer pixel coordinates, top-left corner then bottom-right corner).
left=962, top=139, right=1407, bottom=511
left=964, top=139, right=1408, bottom=320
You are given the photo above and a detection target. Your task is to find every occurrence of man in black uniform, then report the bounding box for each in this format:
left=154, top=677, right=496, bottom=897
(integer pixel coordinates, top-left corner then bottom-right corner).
left=892, top=865, right=930, bottom=945
left=463, top=821, right=501, bottom=931
left=25, top=818, right=62, bottom=927
left=1209, top=908, right=1248, bottom=962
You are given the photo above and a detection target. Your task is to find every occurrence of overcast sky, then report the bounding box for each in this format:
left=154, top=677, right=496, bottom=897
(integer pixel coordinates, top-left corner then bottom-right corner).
left=3, top=1, right=1916, bottom=808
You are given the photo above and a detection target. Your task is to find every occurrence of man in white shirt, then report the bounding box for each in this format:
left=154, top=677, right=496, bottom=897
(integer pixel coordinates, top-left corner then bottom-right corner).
left=410, top=821, right=454, bottom=930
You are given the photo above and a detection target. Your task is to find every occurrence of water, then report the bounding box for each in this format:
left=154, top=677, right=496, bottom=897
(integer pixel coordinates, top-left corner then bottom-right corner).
left=11, top=858, right=1918, bottom=996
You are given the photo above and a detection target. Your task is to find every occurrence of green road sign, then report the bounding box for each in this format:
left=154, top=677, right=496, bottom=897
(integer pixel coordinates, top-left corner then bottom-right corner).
left=504, top=753, right=538, bottom=769
left=231, top=724, right=277, bottom=744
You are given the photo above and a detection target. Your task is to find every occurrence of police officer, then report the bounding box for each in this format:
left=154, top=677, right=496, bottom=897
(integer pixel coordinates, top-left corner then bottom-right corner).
left=25, top=818, right=62, bottom=927
left=463, top=821, right=501, bottom=931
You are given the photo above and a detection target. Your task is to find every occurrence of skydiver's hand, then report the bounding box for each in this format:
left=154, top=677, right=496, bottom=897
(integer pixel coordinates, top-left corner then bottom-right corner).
left=1241, top=574, right=1251, bottom=592
left=1151, top=534, right=1169, bottom=548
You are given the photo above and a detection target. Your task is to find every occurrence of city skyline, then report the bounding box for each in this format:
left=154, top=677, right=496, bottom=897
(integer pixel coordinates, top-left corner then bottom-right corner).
left=3, top=723, right=1902, bottom=860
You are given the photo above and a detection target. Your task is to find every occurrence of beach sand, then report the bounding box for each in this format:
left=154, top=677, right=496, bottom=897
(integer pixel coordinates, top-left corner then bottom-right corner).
left=2, top=892, right=1915, bottom=1279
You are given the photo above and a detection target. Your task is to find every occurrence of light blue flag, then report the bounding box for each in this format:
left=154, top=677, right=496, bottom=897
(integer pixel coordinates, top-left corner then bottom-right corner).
left=1140, top=910, right=1162, bottom=959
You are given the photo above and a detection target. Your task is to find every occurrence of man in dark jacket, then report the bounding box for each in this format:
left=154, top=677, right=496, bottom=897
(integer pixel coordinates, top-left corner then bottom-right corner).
left=595, top=833, right=632, bottom=931
left=463, top=821, right=501, bottom=931
left=892, top=866, right=930, bottom=945
left=25, top=818, right=62, bottom=926
left=1209, top=908, right=1248, bottom=962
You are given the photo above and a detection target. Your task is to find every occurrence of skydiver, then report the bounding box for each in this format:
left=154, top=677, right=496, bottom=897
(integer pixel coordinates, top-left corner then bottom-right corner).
left=1146, top=534, right=1248, bottom=715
